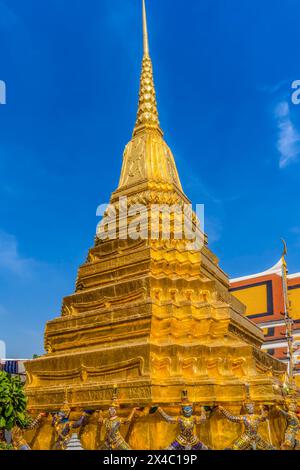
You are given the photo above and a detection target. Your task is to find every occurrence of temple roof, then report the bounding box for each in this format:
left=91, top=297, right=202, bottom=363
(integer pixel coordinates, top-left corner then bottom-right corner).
left=231, top=257, right=300, bottom=283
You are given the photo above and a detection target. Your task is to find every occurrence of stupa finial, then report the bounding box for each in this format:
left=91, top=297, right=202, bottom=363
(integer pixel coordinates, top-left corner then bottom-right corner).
left=142, top=0, right=150, bottom=57
left=133, top=0, right=163, bottom=136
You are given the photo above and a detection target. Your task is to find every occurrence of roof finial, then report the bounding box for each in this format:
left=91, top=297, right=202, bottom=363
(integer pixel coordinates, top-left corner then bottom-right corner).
left=281, top=239, right=288, bottom=259
left=143, top=0, right=150, bottom=57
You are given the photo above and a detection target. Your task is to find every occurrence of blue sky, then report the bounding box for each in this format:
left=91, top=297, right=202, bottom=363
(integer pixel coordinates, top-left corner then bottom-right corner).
left=0, top=0, right=300, bottom=358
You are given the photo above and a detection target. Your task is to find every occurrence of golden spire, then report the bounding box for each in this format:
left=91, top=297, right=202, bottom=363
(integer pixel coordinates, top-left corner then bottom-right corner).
left=133, top=0, right=162, bottom=136
left=142, top=0, right=149, bottom=57
left=281, top=239, right=295, bottom=383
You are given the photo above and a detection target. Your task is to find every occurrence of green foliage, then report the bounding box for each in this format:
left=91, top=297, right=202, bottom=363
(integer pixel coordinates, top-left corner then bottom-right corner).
left=0, top=441, right=13, bottom=450
left=0, top=371, right=28, bottom=431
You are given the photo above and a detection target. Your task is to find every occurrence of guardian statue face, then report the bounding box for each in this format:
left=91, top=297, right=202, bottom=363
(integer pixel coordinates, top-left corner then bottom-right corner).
left=108, top=406, right=117, bottom=418
left=182, top=405, right=193, bottom=417
left=245, top=403, right=254, bottom=415
left=57, top=411, right=68, bottom=421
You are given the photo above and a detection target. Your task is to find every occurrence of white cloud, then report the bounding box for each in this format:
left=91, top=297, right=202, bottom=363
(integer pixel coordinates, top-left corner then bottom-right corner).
left=275, top=101, right=300, bottom=168
left=0, top=230, right=36, bottom=276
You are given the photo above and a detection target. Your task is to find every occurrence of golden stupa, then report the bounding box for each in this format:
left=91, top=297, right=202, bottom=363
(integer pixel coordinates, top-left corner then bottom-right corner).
left=25, top=0, right=289, bottom=450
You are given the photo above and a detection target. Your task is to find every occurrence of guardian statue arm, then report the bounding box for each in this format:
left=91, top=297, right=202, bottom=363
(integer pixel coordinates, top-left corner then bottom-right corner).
left=195, top=406, right=207, bottom=425
left=276, top=406, right=290, bottom=419
left=218, top=406, right=244, bottom=423
left=26, top=412, right=47, bottom=430
left=157, top=407, right=178, bottom=424
left=97, top=410, right=105, bottom=426
left=121, top=407, right=139, bottom=425
left=258, top=405, right=269, bottom=422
